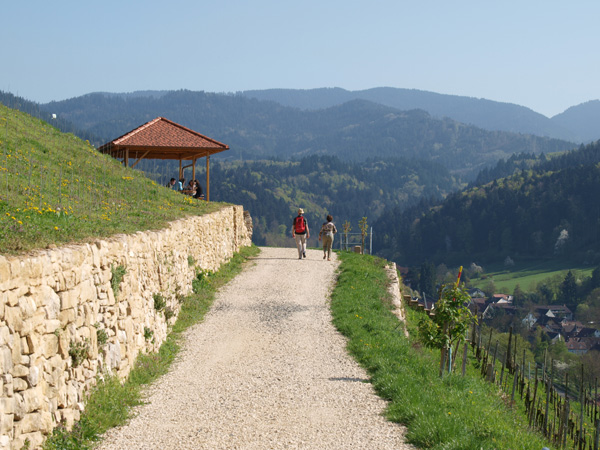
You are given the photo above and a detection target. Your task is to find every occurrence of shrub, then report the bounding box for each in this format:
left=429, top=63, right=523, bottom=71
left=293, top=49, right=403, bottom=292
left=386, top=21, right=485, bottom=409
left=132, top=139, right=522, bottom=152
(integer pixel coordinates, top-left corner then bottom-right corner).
left=110, top=265, right=126, bottom=299
left=152, top=293, right=166, bottom=312
left=96, top=327, right=108, bottom=346
left=164, top=307, right=175, bottom=321
left=69, top=339, right=90, bottom=367
left=175, top=286, right=185, bottom=304
left=143, top=327, right=154, bottom=341
left=192, top=270, right=211, bottom=294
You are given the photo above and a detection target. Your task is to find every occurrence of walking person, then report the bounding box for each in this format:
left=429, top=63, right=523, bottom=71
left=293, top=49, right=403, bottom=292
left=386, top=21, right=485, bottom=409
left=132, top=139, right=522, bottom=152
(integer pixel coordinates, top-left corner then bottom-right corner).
left=292, top=208, right=310, bottom=259
left=318, top=215, right=337, bottom=261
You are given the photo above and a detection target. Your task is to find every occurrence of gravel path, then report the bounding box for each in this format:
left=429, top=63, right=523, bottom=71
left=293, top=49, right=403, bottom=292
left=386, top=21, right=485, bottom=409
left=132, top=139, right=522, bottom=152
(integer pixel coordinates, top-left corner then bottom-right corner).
left=96, top=247, right=414, bottom=450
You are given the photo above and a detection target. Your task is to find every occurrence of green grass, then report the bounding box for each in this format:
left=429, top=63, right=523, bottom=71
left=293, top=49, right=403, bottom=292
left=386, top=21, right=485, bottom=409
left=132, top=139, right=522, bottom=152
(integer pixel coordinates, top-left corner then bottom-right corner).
left=42, top=245, right=260, bottom=450
left=0, top=104, right=224, bottom=254
left=471, top=258, right=595, bottom=292
left=331, top=251, right=551, bottom=450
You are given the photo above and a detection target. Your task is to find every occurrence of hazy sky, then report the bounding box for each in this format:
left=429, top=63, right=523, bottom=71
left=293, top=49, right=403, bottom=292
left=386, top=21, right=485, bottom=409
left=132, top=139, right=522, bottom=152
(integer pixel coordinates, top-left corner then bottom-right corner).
left=2, top=0, right=599, bottom=117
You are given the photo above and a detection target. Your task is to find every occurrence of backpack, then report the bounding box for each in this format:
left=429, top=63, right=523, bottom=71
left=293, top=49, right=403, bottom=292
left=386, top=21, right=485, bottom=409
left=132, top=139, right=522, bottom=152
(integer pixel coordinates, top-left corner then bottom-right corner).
left=294, top=216, right=306, bottom=234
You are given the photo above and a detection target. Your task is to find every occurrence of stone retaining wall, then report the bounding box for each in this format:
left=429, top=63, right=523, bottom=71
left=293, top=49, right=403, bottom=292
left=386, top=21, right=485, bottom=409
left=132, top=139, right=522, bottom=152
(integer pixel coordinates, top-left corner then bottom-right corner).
left=0, top=205, right=252, bottom=449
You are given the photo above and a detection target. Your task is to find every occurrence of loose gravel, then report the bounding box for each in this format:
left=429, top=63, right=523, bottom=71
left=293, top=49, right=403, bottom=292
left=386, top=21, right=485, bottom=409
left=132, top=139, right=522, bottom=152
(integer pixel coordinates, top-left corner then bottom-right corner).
left=96, top=247, right=414, bottom=450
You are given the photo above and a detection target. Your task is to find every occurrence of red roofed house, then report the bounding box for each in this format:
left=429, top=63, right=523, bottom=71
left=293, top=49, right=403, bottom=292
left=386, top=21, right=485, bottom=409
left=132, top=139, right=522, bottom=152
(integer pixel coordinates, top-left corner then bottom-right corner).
left=98, top=117, right=229, bottom=201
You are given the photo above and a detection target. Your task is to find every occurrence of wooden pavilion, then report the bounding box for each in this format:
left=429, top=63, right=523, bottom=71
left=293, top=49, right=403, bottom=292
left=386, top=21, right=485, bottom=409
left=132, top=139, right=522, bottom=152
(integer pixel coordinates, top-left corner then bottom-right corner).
left=97, top=117, right=229, bottom=201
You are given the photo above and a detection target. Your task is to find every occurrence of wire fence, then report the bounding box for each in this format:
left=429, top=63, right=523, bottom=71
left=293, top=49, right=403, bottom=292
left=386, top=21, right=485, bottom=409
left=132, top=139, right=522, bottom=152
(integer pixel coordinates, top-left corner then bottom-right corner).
left=339, top=228, right=373, bottom=254
left=471, top=325, right=600, bottom=450
left=406, top=296, right=600, bottom=450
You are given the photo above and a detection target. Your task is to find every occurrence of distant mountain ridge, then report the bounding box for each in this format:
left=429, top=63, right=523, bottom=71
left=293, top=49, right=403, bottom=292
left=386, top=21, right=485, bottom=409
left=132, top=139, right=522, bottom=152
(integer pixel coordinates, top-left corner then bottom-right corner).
left=40, top=90, right=577, bottom=179
left=551, top=100, right=600, bottom=143
left=240, top=87, right=599, bottom=143
left=39, top=90, right=577, bottom=179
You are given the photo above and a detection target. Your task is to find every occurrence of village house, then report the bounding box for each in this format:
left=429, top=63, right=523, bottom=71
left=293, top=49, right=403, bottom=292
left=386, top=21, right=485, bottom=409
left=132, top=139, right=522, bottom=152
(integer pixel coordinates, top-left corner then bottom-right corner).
left=521, top=305, right=600, bottom=354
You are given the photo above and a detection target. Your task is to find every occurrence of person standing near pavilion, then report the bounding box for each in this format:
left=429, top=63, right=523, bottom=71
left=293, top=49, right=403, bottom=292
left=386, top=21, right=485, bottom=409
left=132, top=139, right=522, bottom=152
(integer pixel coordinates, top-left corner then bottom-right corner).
left=292, top=208, right=310, bottom=259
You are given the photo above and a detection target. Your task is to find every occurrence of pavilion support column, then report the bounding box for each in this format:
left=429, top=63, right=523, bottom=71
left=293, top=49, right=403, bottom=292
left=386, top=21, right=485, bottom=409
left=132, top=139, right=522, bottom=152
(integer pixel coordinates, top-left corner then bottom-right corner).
left=125, top=148, right=129, bottom=167
left=192, top=158, right=197, bottom=183
left=179, top=159, right=183, bottom=179
left=206, top=155, right=210, bottom=202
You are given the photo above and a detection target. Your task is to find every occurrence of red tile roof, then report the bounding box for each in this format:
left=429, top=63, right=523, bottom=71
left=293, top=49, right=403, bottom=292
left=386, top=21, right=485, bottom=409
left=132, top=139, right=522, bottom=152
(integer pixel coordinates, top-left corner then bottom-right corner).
left=114, top=117, right=227, bottom=149
left=98, top=117, right=229, bottom=160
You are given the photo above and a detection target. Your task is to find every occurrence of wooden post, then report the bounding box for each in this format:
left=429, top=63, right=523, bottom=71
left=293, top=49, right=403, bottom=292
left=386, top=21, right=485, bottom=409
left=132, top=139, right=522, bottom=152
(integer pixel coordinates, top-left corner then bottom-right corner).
left=486, top=363, right=494, bottom=382
left=561, top=398, right=570, bottom=448
left=125, top=148, right=129, bottom=167
left=461, top=342, right=468, bottom=376
left=486, top=328, right=493, bottom=360
left=206, top=155, right=210, bottom=202
left=511, top=364, right=519, bottom=405
left=439, top=346, right=447, bottom=378
left=482, top=328, right=493, bottom=377
left=476, top=321, right=482, bottom=359
left=529, top=366, right=538, bottom=426
left=544, top=360, right=553, bottom=436
left=557, top=398, right=569, bottom=447
left=192, top=157, right=197, bottom=183
left=581, top=364, right=585, bottom=447
left=491, top=341, right=499, bottom=383
left=594, top=377, right=600, bottom=432
left=521, top=349, right=526, bottom=398
left=543, top=347, right=547, bottom=383
left=179, top=159, right=183, bottom=179
left=506, top=326, right=513, bottom=374
left=513, top=333, right=517, bottom=374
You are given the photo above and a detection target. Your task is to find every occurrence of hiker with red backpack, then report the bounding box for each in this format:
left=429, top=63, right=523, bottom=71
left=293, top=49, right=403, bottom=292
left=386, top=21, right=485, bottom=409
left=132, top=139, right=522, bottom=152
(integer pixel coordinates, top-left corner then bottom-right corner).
left=292, top=208, right=310, bottom=259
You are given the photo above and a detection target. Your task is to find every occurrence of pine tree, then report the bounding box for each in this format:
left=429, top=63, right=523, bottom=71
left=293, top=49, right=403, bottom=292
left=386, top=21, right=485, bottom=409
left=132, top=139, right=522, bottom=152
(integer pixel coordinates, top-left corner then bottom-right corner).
left=560, top=270, right=578, bottom=307
left=419, top=262, right=437, bottom=298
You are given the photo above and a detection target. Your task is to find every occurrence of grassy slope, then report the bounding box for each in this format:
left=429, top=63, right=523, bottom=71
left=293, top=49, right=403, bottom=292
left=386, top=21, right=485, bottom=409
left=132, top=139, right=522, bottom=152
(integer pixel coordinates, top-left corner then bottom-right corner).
left=0, top=104, right=223, bottom=254
left=331, top=251, right=550, bottom=450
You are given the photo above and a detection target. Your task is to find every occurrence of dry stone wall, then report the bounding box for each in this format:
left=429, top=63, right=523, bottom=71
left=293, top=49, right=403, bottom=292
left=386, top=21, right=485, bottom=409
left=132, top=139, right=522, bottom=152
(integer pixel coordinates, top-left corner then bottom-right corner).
left=0, top=205, right=252, bottom=449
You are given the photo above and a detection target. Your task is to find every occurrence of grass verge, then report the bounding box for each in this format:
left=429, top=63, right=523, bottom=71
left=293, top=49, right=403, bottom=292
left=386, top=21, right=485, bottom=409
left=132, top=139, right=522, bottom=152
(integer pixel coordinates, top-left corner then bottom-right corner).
left=330, top=251, right=551, bottom=450
left=42, top=245, right=260, bottom=450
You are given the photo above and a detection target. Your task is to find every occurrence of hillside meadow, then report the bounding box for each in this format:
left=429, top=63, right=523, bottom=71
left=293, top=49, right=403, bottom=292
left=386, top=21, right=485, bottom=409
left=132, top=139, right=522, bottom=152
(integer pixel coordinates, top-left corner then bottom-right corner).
left=0, top=104, right=223, bottom=255
left=472, top=259, right=596, bottom=293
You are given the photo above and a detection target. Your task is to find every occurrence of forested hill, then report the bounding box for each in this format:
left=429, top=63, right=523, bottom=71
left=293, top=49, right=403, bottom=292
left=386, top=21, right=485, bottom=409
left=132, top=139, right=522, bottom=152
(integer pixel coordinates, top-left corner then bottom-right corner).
left=142, top=155, right=461, bottom=246
left=374, top=140, right=600, bottom=266
left=472, top=140, right=600, bottom=186
left=41, top=90, right=575, bottom=179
